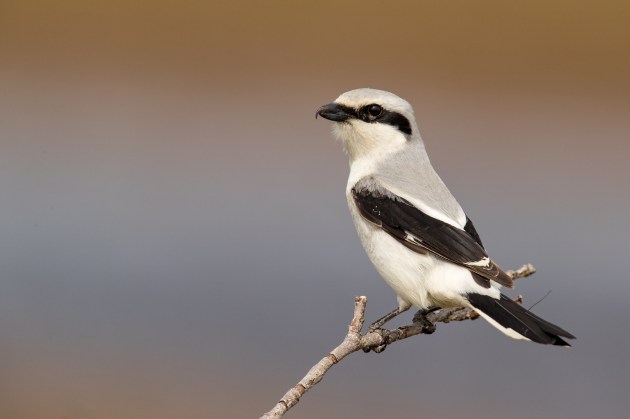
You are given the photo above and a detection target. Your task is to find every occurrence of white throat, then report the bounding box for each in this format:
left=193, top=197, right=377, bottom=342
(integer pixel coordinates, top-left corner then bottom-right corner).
left=334, top=120, right=408, bottom=164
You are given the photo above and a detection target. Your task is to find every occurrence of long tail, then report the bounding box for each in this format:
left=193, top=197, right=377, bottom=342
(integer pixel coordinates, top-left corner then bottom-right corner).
left=467, top=293, right=575, bottom=346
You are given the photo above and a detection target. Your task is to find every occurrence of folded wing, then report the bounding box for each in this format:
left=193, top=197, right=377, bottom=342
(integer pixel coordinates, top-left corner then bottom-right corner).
left=352, top=178, right=513, bottom=288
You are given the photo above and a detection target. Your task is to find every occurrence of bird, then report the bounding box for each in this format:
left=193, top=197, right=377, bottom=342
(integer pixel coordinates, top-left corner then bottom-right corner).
left=316, top=88, right=575, bottom=346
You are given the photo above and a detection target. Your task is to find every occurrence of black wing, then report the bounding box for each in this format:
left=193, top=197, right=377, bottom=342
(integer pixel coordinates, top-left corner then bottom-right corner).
left=464, top=216, right=483, bottom=248
left=352, top=180, right=513, bottom=288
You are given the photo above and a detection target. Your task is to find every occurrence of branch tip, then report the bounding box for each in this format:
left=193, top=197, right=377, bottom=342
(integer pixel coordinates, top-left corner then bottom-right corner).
left=507, top=263, right=537, bottom=280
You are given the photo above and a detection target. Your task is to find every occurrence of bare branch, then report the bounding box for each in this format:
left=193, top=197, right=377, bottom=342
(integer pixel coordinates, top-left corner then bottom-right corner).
left=506, top=263, right=536, bottom=280
left=260, top=296, right=368, bottom=419
left=260, top=264, right=535, bottom=419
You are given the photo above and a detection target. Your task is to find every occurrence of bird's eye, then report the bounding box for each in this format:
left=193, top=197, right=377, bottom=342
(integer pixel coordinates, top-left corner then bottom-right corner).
left=367, top=104, right=382, bottom=117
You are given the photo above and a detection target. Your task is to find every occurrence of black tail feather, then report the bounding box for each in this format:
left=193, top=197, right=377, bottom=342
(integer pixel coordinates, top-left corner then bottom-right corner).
left=467, top=293, right=575, bottom=346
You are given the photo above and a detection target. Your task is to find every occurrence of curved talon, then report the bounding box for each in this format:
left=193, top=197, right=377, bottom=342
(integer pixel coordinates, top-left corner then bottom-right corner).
left=362, top=343, right=388, bottom=353
left=372, top=343, right=387, bottom=353
left=364, top=327, right=390, bottom=353
left=363, top=341, right=389, bottom=353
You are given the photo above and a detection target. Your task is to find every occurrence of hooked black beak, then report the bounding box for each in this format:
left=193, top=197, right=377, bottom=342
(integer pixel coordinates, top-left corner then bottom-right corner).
left=316, top=103, right=354, bottom=122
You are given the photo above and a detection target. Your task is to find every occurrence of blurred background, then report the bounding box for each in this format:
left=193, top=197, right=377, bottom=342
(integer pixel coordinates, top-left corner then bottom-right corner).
left=1, top=1, right=629, bottom=418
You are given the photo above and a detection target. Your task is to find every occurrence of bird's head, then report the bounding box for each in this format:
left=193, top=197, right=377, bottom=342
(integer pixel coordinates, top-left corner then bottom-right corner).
left=317, top=88, right=420, bottom=162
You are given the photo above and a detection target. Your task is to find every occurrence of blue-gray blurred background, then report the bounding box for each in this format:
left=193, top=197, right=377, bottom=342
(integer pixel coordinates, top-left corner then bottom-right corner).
left=1, top=1, right=629, bottom=418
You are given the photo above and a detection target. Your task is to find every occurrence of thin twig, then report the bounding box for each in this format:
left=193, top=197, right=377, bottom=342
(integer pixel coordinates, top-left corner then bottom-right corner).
left=506, top=263, right=536, bottom=280
left=260, top=296, right=368, bottom=419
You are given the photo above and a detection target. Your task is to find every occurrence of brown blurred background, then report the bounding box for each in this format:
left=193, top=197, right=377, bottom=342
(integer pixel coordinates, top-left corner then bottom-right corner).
left=1, top=1, right=629, bottom=418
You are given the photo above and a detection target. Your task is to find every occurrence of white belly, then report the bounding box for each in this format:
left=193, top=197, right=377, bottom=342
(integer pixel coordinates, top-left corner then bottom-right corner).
left=347, top=199, right=498, bottom=310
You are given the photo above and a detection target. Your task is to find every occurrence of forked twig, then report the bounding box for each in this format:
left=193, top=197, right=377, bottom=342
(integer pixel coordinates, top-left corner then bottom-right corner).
left=260, top=264, right=535, bottom=419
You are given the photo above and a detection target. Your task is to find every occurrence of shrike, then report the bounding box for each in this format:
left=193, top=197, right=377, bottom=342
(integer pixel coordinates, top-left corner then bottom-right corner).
left=317, top=88, right=574, bottom=346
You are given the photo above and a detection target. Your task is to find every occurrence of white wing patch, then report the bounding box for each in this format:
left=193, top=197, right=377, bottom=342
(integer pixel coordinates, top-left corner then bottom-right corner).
left=464, top=257, right=491, bottom=268
left=404, top=233, right=422, bottom=245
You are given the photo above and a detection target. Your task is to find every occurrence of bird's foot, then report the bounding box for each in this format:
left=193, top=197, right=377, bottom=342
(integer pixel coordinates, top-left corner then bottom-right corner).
left=363, top=327, right=391, bottom=353
left=363, top=341, right=388, bottom=353
left=412, top=309, right=437, bottom=334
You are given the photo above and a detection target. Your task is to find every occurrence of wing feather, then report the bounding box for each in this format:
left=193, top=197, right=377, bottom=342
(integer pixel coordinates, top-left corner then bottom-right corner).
left=352, top=179, right=513, bottom=288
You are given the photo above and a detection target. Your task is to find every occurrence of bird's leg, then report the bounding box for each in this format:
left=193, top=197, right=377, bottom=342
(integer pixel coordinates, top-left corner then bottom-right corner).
left=368, top=306, right=410, bottom=332
left=364, top=306, right=409, bottom=354
left=365, top=306, right=439, bottom=354
left=414, top=306, right=440, bottom=318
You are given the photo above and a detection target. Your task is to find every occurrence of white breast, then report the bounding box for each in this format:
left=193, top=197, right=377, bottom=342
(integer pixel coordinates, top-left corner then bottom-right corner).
left=345, top=183, right=499, bottom=310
